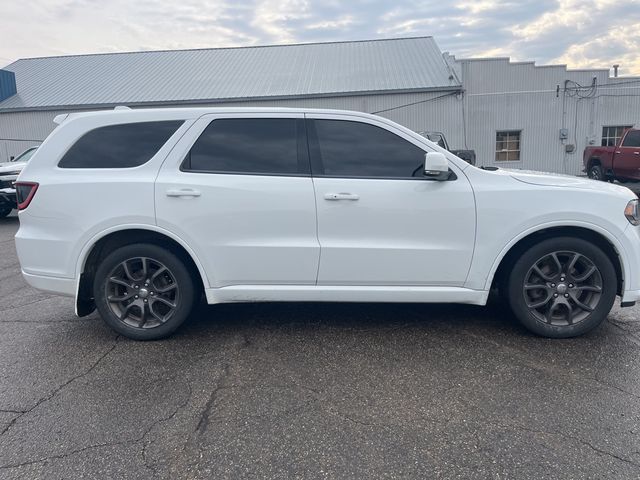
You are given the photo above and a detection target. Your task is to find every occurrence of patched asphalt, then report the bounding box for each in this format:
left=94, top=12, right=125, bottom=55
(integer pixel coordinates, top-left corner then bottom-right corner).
left=1, top=214, right=640, bottom=479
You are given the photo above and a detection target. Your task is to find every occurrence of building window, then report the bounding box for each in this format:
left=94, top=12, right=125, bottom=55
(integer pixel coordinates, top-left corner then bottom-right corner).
left=602, top=126, right=632, bottom=147
left=495, top=131, right=521, bottom=161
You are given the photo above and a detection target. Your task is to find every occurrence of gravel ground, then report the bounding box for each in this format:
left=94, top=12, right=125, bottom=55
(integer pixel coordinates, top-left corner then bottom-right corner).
left=1, top=214, right=640, bottom=479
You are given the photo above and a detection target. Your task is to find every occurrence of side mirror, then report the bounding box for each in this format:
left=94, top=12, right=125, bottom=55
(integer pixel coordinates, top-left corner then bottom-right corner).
left=424, top=152, right=450, bottom=181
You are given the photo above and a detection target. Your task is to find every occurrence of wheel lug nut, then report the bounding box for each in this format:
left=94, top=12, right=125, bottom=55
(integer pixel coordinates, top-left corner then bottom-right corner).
left=569, top=284, right=574, bottom=288
left=144, top=299, right=148, bottom=303
left=135, top=295, right=139, bottom=299
left=564, top=293, right=569, bottom=298
left=551, top=283, right=555, bottom=287
left=554, top=293, right=558, bottom=297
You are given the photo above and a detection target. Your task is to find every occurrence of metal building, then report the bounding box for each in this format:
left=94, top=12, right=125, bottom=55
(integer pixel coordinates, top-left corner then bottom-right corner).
left=0, top=36, right=638, bottom=175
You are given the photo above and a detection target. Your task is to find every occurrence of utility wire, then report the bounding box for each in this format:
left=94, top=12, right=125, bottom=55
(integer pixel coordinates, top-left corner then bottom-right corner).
left=370, top=91, right=459, bottom=115
left=605, top=77, right=640, bottom=87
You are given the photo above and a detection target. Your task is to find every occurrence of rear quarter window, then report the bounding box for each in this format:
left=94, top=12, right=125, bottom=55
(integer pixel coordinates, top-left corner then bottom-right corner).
left=58, top=121, right=183, bottom=168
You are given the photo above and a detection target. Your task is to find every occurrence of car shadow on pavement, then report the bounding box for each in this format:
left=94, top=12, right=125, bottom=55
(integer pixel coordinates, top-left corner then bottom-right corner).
left=179, top=300, right=529, bottom=339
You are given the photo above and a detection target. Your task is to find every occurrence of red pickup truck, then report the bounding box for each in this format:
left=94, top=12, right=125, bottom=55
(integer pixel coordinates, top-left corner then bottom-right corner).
left=584, top=128, right=640, bottom=181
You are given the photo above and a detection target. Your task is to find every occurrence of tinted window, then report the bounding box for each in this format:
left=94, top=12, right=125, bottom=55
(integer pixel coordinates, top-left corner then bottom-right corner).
left=311, top=120, right=426, bottom=178
left=622, top=130, right=640, bottom=148
left=184, top=118, right=302, bottom=175
left=59, top=121, right=183, bottom=168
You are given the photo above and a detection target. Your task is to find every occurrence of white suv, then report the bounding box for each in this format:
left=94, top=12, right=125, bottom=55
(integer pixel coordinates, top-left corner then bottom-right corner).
left=15, top=108, right=640, bottom=340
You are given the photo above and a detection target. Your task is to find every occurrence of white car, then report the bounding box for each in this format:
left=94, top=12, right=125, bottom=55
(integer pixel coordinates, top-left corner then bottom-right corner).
left=0, top=146, right=38, bottom=217
left=14, top=108, right=640, bottom=340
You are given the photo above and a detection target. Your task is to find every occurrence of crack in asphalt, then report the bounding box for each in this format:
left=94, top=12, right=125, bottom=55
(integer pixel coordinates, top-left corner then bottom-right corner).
left=0, top=334, right=121, bottom=438
left=607, top=319, right=640, bottom=347
left=195, top=364, right=231, bottom=435
left=496, top=421, right=640, bottom=469
left=141, top=383, right=194, bottom=480
left=0, top=438, right=140, bottom=471
left=0, top=295, right=60, bottom=314
left=155, top=334, right=254, bottom=477
left=0, top=382, right=193, bottom=472
left=459, top=328, right=640, bottom=403
left=323, top=407, right=404, bottom=429
left=195, top=333, right=252, bottom=436
left=0, top=319, right=83, bottom=325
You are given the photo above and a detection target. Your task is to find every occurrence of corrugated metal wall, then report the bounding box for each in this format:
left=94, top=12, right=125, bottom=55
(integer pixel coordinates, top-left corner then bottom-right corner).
left=460, top=58, right=640, bottom=174
left=1, top=61, right=638, bottom=174
left=0, top=91, right=464, bottom=162
left=0, top=110, right=58, bottom=161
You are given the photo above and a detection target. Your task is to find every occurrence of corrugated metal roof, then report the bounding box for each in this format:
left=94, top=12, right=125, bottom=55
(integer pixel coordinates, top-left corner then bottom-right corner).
left=0, top=37, right=460, bottom=112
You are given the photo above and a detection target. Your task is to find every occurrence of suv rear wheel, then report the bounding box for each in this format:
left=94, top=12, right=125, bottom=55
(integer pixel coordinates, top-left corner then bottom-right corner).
left=93, top=243, right=197, bottom=340
left=507, top=237, right=616, bottom=338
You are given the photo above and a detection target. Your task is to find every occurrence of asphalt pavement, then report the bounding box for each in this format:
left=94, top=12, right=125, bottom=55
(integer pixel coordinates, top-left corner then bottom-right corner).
left=1, top=214, right=640, bottom=479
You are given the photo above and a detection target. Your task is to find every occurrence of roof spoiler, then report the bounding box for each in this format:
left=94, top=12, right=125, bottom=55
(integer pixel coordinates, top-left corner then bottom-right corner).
left=53, top=113, right=69, bottom=125
left=53, top=105, right=130, bottom=125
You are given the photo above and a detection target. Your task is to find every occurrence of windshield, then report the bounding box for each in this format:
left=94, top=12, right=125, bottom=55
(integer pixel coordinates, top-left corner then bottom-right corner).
left=12, top=147, right=37, bottom=163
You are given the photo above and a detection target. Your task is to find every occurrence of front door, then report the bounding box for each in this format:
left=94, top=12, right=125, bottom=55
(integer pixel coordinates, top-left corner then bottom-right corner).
left=155, top=113, right=319, bottom=288
left=307, top=115, right=476, bottom=286
left=615, top=130, right=640, bottom=180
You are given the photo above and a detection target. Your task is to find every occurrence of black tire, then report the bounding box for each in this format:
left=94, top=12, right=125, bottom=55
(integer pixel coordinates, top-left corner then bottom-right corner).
left=93, top=243, right=198, bottom=340
left=587, top=164, right=604, bottom=181
left=0, top=207, right=12, bottom=218
left=506, top=237, right=616, bottom=338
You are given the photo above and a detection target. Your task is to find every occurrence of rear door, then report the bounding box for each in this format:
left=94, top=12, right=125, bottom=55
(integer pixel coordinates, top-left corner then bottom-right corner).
left=307, top=114, right=476, bottom=286
left=155, top=113, right=319, bottom=288
left=614, top=130, right=640, bottom=180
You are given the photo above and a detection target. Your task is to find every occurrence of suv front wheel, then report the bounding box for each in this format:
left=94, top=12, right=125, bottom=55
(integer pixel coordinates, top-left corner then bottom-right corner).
left=93, top=243, right=197, bottom=340
left=507, top=237, right=616, bottom=338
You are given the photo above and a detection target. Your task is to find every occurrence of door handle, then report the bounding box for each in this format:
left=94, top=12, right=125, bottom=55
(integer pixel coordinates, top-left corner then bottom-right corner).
left=324, top=193, right=360, bottom=201
left=634, top=152, right=640, bottom=155
left=166, top=188, right=201, bottom=197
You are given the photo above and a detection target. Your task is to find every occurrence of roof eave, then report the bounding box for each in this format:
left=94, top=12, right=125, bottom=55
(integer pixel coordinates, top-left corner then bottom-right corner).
left=0, top=85, right=462, bottom=114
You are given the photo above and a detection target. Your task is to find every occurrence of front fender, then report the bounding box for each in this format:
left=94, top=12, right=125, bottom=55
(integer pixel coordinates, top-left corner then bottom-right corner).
left=470, top=220, right=630, bottom=294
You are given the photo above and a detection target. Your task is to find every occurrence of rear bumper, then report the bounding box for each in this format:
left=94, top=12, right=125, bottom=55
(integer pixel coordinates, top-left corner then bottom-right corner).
left=21, top=270, right=75, bottom=297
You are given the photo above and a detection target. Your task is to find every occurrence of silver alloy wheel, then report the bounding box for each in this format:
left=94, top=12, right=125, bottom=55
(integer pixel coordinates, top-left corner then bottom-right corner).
left=523, top=251, right=603, bottom=326
left=105, top=257, right=179, bottom=329
left=589, top=166, right=601, bottom=180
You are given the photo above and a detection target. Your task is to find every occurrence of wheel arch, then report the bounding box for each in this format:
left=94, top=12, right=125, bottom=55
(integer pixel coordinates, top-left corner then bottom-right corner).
left=75, top=226, right=208, bottom=316
left=587, top=157, right=602, bottom=168
left=488, top=225, right=624, bottom=297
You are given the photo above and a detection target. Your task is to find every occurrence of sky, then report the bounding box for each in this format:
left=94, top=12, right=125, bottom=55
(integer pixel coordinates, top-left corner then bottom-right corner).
left=1, top=0, right=640, bottom=75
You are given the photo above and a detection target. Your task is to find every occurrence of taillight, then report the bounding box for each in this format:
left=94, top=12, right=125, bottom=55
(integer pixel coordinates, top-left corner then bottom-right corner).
left=15, top=182, right=39, bottom=210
